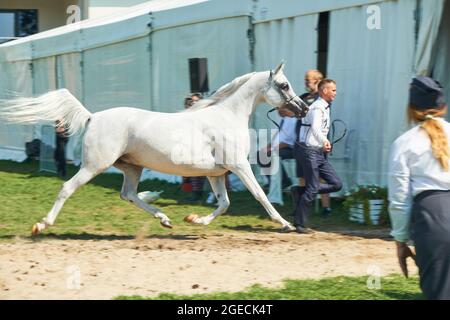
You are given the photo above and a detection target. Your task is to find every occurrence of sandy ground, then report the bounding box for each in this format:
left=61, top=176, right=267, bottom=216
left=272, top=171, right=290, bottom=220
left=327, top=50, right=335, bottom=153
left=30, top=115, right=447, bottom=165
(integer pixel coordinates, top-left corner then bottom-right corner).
left=0, top=230, right=418, bottom=300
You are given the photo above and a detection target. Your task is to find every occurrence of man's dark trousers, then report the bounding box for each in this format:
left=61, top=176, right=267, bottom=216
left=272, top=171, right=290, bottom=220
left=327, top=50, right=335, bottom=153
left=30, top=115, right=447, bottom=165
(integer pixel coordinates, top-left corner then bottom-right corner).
left=54, top=135, right=68, bottom=177
left=279, top=147, right=294, bottom=187
left=293, top=143, right=342, bottom=228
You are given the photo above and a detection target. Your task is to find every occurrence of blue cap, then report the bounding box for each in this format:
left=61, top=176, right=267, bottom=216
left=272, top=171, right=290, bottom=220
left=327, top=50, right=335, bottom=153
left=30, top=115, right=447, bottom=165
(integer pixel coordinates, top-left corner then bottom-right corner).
left=409, top=76, right=445, bottom=109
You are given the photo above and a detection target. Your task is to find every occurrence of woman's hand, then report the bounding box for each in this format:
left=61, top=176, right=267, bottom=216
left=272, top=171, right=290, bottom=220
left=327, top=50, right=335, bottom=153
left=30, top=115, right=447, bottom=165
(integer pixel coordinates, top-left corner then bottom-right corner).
left=396, top=241, right=416, bottom=278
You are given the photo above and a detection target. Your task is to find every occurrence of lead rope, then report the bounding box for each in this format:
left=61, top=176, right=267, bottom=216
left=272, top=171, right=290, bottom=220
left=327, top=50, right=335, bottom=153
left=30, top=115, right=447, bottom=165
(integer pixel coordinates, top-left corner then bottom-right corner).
left=266, top=108, right=281, bottom=130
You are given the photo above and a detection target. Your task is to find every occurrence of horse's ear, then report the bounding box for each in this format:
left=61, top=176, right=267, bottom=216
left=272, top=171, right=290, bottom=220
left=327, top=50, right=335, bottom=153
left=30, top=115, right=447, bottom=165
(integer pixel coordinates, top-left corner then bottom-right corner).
left=274, top=61, right=285, bottom=75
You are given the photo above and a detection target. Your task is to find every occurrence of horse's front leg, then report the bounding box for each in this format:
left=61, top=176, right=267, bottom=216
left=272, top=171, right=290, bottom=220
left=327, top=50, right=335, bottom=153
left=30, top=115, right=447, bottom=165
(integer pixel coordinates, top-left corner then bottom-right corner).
left=227, top=161, right=295, bottom=232
left=184, top=174, right=230, bottom=225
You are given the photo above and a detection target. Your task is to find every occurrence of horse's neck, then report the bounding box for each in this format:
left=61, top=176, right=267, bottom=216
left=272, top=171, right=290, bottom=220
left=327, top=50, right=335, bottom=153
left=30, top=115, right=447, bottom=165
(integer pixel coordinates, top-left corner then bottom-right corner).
left=221, top=73, right=265, bottom=120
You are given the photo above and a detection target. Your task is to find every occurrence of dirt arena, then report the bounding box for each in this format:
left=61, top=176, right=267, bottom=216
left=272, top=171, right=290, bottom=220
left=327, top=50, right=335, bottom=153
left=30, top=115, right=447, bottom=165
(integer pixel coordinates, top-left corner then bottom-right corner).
left=0, top=230, right=418, bottom=299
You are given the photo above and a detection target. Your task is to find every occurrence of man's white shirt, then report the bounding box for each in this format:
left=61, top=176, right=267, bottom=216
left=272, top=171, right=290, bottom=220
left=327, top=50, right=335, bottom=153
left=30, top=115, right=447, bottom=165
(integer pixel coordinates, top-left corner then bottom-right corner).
left=298, top=97, right=330, bottom=148
left=271, top=116, right=297, bottom=150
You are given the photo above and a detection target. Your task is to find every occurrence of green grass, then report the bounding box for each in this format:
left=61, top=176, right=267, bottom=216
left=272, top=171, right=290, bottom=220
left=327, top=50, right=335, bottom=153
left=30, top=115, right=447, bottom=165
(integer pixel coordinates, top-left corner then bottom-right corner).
left=0, top=160, right=421, bottom=300
left=116, top=274, right=422, bottom=300
left=0, top=160, right=383, bottom=240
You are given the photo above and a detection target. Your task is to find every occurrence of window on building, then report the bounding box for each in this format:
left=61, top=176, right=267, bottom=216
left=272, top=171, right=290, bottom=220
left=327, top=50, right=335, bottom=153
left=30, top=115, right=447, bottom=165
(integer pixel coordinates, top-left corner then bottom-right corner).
left=0, top=9, right=38, bottom=44
left=317, top=11, right=330, bottom=76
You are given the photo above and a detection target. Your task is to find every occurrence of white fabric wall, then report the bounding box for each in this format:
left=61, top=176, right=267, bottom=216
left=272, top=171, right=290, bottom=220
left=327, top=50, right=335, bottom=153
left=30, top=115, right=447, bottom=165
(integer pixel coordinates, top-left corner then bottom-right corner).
left=413, top=0, right=446, bottom=75
left=253, top=0, right=386, bottom=23
left=56, top=53, right=83, bottom=99
left=0, top=60, right=33, bottom=159
left=253, top=14, right=319, bottom=131
left=83, top=37, right=152, bottom=112
left=0, top=41, right=32, bottom=63
left=151, top=16, right=252, bottom=113
left=56, top=53, right=84, bottom=162
left=33, top=57, right=57, bottom=95
left=327, top=0, right=416, bottom=189
left=32, top=57, right=58, bottom=149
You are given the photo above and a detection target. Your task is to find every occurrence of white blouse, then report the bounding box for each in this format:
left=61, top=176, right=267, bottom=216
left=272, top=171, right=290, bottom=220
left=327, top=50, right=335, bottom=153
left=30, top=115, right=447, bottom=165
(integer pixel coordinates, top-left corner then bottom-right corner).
left=388, top=118, right=450, bottom=242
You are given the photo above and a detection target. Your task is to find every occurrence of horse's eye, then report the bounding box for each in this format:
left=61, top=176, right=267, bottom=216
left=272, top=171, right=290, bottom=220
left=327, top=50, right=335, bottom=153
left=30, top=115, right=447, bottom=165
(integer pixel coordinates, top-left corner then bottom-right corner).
left=280, top=83, right=289, bottom=91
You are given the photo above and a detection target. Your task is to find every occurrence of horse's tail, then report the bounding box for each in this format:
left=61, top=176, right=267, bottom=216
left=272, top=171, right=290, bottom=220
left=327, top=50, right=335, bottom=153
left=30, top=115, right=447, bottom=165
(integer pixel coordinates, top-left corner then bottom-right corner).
left=0, top=89, right=92, bottom=136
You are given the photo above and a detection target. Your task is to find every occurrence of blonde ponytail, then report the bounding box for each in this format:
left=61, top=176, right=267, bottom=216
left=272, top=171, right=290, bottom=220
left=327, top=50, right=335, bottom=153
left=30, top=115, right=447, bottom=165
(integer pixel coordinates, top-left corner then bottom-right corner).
left=408, top=106, right=449, bottom=171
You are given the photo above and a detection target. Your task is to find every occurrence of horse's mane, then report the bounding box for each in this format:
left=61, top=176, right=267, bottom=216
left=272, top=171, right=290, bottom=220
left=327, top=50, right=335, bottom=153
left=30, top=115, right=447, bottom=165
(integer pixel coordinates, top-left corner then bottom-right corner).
left=183, top=72, right=256, bottom=112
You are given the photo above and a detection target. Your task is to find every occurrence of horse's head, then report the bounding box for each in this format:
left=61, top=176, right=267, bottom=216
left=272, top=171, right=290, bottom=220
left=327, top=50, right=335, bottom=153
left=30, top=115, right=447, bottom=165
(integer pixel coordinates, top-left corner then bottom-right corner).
left=263, top=62, right=308, bottom=118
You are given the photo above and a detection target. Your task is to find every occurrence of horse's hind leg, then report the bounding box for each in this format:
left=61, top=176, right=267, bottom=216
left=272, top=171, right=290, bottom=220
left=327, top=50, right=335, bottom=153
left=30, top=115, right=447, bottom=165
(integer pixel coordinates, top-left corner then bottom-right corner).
left=32, top=167, right=100, bottom=235
left=185, top=174, right=230, bottom=225
left=115, top=162, right=172, bottom=228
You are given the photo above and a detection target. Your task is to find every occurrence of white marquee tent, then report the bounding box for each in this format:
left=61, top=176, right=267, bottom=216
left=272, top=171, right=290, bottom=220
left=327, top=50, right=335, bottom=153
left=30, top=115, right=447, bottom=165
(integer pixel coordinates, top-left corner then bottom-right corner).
left=0, top=0, right=449, bottom=190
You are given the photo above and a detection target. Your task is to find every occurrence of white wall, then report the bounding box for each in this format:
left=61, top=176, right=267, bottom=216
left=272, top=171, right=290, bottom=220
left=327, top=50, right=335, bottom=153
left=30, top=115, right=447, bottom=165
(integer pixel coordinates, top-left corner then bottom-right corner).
left=87, top=0, right=152, bottom=18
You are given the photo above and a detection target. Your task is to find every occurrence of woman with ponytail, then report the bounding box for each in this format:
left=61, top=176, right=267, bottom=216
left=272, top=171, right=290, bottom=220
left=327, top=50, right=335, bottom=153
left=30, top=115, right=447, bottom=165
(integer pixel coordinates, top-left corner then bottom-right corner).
left=389, top=76, right=450, bottom=299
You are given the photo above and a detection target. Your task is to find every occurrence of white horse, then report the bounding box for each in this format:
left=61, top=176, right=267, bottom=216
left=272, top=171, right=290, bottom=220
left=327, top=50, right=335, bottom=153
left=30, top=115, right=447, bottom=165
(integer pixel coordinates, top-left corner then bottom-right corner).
left=0, top=62, right=308, bottom=235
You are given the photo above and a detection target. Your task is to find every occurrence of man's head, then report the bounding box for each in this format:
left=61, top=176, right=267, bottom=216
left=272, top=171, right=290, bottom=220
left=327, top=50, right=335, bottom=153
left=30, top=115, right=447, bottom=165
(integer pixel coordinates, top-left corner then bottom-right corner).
left=318, top=79, right=337, bottom=103
left=184, top=92, right=203, bottom=109
left=191, top=93, right=202, bottom=102
left=304, top=70, right=324, bottom=93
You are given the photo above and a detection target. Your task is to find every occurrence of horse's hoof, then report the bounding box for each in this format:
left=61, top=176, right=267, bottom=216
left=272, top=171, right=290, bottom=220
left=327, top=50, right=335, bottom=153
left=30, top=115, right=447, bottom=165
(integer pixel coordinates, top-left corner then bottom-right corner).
left=31, top=224, right=41, bottom=236
left=280, top=225, right=295, bottom=233
left=160, top=220, right=173, bottom=229
left=184, top=214, right=198, bottom=224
